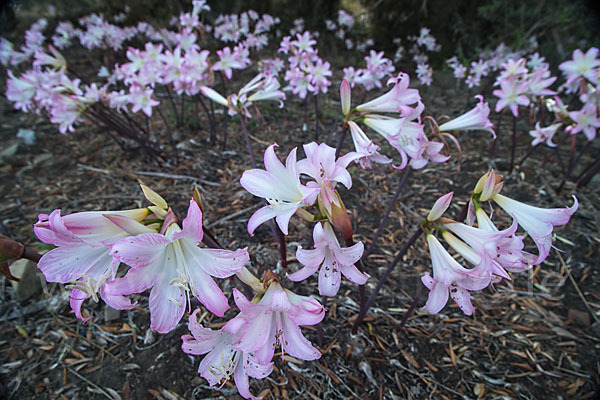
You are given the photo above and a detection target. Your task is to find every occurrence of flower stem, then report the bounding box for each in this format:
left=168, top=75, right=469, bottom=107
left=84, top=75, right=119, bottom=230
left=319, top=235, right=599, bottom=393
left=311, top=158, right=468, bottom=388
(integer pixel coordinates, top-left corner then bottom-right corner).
left=364, top=166, right=412, bottom=258
left=352, top=226, right=424, bottom=333
left=508, top=114, right=517, bottom=174
left=489, top=112, right=503, bottom=163
left=335, top=125, right=348, bottom=158
left=239, top=115, right=257, bottom=168
left=314, top=94, right=319, bottom=142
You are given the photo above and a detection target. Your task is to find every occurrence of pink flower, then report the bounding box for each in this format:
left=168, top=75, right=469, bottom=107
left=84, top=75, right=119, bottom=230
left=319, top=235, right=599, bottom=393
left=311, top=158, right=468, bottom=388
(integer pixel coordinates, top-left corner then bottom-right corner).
left=296, top=142, right=360, bottom=214
left=6, top=70, right=38, bottom=112
left=232, top=281, right=324, bottom=363
left=559, top=47, right=600, bottom=86
left=34, top=208, right=151, bottom=321
left=529, top=122, right=561, bottom=147
left=213, top=46, right=247, bottom=80
left=288, top=222, right=368, bottom=296
left=355, top=73, right=420, bottom=114
left=347, top=121, right=392, bottom=169
left=474, top=207, right=535, bottom=273
left=427, top=192, right=453, bottom=222
left=182, top=310, right=272, bottom=400
left=492, top=194, right=578, bottom=264
left=421, top=234, right=489, bottom=315
left=438, top=95, right=495, bottom=138
left=493, top=78, right=530, bottom=117
left=106, top=200, right=249, bottom=333
left=567, top=104, right=600, bottom=141
left=128, top=84, right=159, bottom=117
left=240, top=144, right=320, bottom=235
left=443, top=217, right=521, bottom=282
left=292, top=32, right=316, bottom=53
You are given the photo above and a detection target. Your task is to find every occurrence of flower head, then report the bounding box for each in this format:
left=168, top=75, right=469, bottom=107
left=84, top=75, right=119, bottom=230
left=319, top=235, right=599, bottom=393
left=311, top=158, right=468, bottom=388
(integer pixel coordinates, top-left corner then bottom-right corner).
left=106, top=200, right=249, bottom=333
left=288, top=222, right=368, bottom=296
left=240, top=144, right=320, bottom=235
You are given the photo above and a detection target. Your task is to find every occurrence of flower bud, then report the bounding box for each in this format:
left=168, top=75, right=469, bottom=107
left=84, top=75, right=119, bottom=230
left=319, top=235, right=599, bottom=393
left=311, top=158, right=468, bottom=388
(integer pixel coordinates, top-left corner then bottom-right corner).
left=427, top=192, right=453, bottom=222
left=319, top=191, right=353, bottom=239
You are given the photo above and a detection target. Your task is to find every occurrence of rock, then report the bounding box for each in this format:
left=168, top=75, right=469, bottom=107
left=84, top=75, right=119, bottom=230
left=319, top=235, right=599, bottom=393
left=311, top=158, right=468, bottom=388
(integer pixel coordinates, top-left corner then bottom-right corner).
left=16, top=129, right=36, bottom=145
left=0, top=143, right=19, bottom=163
left=104, top=306, right=121, bottom=322
left=567, top=309, right=591, bottom=328
left=590, top=322, right=600, bottom=339
left=9, top=259, right=44, bottom=303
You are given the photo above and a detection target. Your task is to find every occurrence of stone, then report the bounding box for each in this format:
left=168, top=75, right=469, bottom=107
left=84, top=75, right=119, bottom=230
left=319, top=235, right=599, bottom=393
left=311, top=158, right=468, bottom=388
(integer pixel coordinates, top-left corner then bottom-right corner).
left=9, top=259, right=44, bottom=303
left=16, top=129, right=36, bottom=145
left=104, top=305, right=121, bottom=322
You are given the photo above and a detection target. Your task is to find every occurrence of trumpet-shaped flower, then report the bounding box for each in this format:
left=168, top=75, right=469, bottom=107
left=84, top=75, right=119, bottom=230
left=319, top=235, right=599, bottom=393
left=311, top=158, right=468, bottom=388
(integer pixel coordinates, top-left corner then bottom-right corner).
left=34, top=208, right=152, bottom=320
left=347, top=121, right=392, bottom=169
left=288, top=222, right=368, bottom=296
left=232, top=281, right=324, bottom=363
left=529, top=122, right=561, bottom=147
left=421, top=234, right=489, bottom=315
left=355, top=72, right=420, bottom=114
left=438, top=95, right=495, bottom=138
left=493, top=78, right=530, bottom=117
left=297, top=142, right=360, bottom=214
left=475, top=207, right=535, bottom=272
left=182, top=310, right=272, bottom=400
left=567, top=104, right=600, bottom=141
left=492, top=194, right=578, bottom=264
left=106, top=200, right=249, bottom=333
left=240, top=144, right=320, bottom=235
left=443, top=217, right=520, bottom=281
left=559, top=47, right=600, bottom=86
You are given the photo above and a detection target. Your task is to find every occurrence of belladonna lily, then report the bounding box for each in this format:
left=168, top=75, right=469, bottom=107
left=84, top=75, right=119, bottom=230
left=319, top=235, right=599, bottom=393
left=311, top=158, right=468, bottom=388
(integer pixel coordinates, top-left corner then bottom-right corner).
left=232, top=280, right=324, bottom=363
left=181, top=309, right=272, bottom=400
left=296, top=142, right=361, bottom=215
left=492, top=194, right=578, bottom=264
left=442, top=217, right=521, bottom=282
left=240, top=144, right=320, bottom=235
left=288, top=222, right=368, bottom=296
left=421, top=234, right=489, bottom=315
left=106, top=200, right=249, bottom=333
left=347, top=121, right=392, bottom=169
left=200, top=73, right=285, bottom=118
left=474, top=207, right=536, bottom=273
left=438, top=95, right=496, bottom=138
left=354, top=72, right=420, bottom=114
left=474, top=170, right=578, bottom=264
left=34, top=208, right=153, bottom=321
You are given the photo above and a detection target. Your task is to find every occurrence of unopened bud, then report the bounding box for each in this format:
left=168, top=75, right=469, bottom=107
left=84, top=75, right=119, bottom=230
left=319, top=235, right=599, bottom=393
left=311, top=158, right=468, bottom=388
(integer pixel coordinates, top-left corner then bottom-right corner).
left=427, top=192, right=453, bottom=222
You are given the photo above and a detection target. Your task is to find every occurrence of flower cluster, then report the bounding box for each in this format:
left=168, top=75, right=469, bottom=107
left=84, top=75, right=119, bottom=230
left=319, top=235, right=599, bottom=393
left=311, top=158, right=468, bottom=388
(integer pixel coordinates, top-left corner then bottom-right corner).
left=240, top=143, right=369, bottom=296
left=340, top=73, right=449, bottom=169
left=343, top=50, right=395, bottom=91
left=280, top=32, right=333, bottom=98
left=421, top=171, right=578, bottom=315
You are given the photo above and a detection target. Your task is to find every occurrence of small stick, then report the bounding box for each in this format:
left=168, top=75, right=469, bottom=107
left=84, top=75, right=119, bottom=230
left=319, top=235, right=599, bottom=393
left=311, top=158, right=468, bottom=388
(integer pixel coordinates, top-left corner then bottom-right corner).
left=556, top=251, right=600, bottom=324
left=352, top=226, right=424, bottom=333
left=364, top=167, right=412, bottom=258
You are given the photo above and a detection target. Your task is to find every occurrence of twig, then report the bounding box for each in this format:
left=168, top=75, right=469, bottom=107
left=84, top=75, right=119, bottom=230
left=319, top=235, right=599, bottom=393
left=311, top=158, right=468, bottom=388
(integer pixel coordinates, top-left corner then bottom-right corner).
left=390, top=360, right=470, bottom=400
left=556, top=250, right=600, bottom=324
left=206, top=203, right=261, bottom=229
left=352, top=226, right=424, bottom=333
left=67, top=367, right=118, bottom=400
left=133, top=170, right=221, bottom=187
left=49, top=310, right=124, bottom=363
left=364, top=167, right=412, bottom=258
